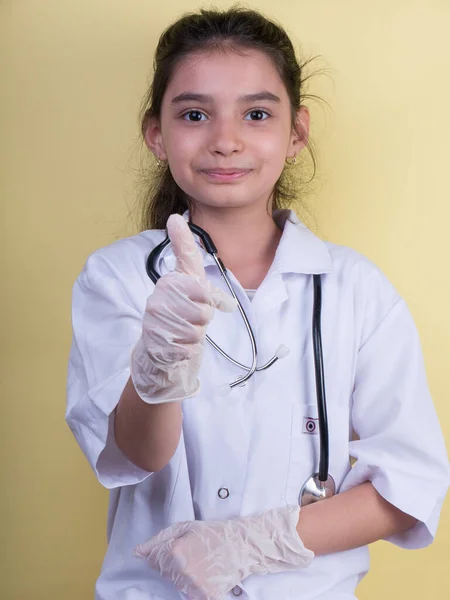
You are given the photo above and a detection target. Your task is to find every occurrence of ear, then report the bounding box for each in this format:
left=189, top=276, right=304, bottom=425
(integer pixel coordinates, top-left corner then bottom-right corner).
left=287, top=105, right=310, bottom=159
left=143, top=116, right=168, bottom=161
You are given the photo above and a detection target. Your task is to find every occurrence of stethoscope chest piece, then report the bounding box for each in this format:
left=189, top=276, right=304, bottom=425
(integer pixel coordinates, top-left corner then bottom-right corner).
left=299, top=474, right=336, bottom=506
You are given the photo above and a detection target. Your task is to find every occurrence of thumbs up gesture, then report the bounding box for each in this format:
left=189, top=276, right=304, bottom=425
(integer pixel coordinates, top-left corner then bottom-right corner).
left=131, top=214, right=236, bottom=404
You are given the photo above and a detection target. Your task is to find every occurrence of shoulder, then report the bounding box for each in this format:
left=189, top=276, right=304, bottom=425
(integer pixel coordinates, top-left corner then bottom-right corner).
left=324, top=241, right=398, bottom=294
left=71, top=229, right=167, bottom=311
left=322, top=240, right=403, bottom=330
left=324, top=240, right=384, bottom=279
left=79, top=229, right=166, bottom=285
left=321, top=240, right=407, bottom=348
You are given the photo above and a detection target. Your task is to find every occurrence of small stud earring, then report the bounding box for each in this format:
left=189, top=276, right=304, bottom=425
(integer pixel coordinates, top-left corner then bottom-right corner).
left=285, top=155, right=297, bottom=166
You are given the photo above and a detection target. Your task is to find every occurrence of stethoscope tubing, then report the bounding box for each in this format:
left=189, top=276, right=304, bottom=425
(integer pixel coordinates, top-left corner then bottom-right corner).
left=147, top=228, right=277, bottom=385
left=312, top=274, right=330, bottom=483
left=145, top=222, right=330, bottom=486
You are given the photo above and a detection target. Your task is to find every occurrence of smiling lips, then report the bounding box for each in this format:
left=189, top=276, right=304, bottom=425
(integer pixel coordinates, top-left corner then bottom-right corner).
left=200, top=168, right=252, bottom=181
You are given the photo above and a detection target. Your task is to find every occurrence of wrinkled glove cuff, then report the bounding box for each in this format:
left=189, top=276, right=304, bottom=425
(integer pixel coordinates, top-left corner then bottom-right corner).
left=130, top=337, right=200, bottom=404
left=245, top=505, right=314, bottom=576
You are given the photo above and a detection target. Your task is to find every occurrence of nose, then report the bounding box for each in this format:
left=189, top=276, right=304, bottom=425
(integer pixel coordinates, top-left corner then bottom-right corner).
left=207, top=116, right=244, bottom=157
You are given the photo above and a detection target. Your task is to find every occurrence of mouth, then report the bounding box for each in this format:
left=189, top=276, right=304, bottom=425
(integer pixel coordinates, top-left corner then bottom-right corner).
left=199, top=169, right=252, bottom=182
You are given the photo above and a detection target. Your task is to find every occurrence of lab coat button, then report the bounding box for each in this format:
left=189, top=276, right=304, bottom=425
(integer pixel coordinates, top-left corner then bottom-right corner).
left=218, top=487, right=229, bottom=499
left=232, top=586, right=243, bottom=596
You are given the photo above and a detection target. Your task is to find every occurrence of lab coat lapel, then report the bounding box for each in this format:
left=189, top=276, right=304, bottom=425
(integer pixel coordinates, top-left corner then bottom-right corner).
left=251, top=271, right=288, bottom=318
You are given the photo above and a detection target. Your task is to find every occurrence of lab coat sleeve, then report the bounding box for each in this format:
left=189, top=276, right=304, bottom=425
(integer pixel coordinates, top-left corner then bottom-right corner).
left=66, top=253, right=154, bottom=489
left=340, top=273, right=449, bottom=549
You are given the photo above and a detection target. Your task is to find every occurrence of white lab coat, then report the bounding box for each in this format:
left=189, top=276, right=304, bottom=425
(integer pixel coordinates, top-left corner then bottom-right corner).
left=66, top=209, right=449, bottom=600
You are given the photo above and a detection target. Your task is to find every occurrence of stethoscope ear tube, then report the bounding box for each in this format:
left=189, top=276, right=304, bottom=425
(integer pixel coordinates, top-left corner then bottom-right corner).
left=146, top=236, right=170, bottom=284
left=312, top=274, right=329, bottom=484
left=188, top=223, right=218, bottom=255
left=145, top=224, right=219, bottom=282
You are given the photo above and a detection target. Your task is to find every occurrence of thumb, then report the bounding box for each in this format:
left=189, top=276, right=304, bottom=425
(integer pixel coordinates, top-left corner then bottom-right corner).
left=167, top=214, right=206, bottom=281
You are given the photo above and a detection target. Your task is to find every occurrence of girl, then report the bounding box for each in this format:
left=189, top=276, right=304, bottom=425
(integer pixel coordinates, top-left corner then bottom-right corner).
left=66, top=6, right=449, bottom=600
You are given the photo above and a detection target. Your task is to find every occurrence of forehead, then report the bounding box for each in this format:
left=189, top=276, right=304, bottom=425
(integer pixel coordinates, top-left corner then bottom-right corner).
left=164, top=48, right=288, bottom=103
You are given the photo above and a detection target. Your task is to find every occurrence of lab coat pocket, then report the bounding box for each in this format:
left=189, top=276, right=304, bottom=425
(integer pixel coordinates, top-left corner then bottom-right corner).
left=285, top=402, right=320, bottom=505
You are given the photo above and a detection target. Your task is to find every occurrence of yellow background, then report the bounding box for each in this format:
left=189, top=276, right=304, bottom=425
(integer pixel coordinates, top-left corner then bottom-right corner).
left=1, top=0, right=449, bottom=598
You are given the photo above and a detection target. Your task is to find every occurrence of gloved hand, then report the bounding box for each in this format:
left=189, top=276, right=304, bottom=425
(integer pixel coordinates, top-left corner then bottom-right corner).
left=130, top=214, right=236, bottom=404
left=133, top=505, right=314, bottom=600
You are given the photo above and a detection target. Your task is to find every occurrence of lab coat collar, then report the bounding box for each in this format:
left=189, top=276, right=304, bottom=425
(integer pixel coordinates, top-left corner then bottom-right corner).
left=156, top=209, right=333, bottom=276
left=271, top=210, right=333, bottom=275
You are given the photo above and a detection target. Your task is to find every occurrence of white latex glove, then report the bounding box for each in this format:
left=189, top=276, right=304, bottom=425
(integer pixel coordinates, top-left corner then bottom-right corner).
left=131, top=214, right=236, bottom=404
left=133, top=505, right=314, bottom=600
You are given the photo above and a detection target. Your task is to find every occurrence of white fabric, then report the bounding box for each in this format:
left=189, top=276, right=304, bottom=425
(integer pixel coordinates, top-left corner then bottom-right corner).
left=133, top=505, right=313, bottom=599
left=66, top=209, right=449, bottom=600
left=130, top=214, right=236, bottom=405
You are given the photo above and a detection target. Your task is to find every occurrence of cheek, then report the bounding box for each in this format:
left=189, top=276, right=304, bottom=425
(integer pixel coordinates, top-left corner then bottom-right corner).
left=254, top=126, right=289, bottom=154
left=165, top=124, right=201, bottom=156
left=256, top=135, right=287, bottom=171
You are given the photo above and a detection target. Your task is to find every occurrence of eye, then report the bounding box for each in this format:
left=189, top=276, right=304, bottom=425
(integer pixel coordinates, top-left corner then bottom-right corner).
left=245, top=110, right=270, bottom=121
left=181, top=110, right=207, bottom=122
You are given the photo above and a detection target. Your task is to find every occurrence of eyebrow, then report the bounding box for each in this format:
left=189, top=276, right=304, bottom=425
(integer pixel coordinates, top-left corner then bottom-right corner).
left=170, top=91, right=281, bottom=105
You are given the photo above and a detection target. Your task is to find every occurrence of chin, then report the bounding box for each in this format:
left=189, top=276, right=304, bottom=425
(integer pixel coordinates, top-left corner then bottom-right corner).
left=193, top=196, right=260, bottom=210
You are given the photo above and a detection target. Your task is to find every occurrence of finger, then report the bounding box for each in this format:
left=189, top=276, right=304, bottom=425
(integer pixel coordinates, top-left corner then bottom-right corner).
left=133, top=521, right=192, bottom=558
left=134, top=536, right=177, bottom=572
left=167, top=214, right=206, bottom=281
left=208, top=283, right=237, bottom=313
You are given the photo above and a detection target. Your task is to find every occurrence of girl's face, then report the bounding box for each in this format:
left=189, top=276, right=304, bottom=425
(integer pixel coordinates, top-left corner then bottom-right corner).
left=145, top=48, right=309, bottom=212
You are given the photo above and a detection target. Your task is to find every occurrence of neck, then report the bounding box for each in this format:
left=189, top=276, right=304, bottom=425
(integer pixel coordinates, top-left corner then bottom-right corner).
left=190, top=203, right=282, bottom=289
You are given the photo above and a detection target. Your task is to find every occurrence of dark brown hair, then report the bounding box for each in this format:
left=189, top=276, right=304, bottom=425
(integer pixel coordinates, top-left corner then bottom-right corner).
left=136, top=4, right=326, bottom=230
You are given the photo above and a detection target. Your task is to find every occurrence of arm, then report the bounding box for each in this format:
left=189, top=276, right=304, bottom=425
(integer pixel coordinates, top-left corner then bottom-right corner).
left=67, top=216, right=234, bottom=487
left=115, top=215, right=236, bottom=473
left=132, top=484, right=418, bottom=599
left=132, top=267, right=448, bottom=598
left=297, top=481, right=418, bottom=556
left=114, top=376, right=183, bottom=472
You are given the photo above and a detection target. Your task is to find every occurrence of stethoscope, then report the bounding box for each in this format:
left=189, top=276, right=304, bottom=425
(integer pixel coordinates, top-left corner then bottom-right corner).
left=146, top=221, right=335, bottom=506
